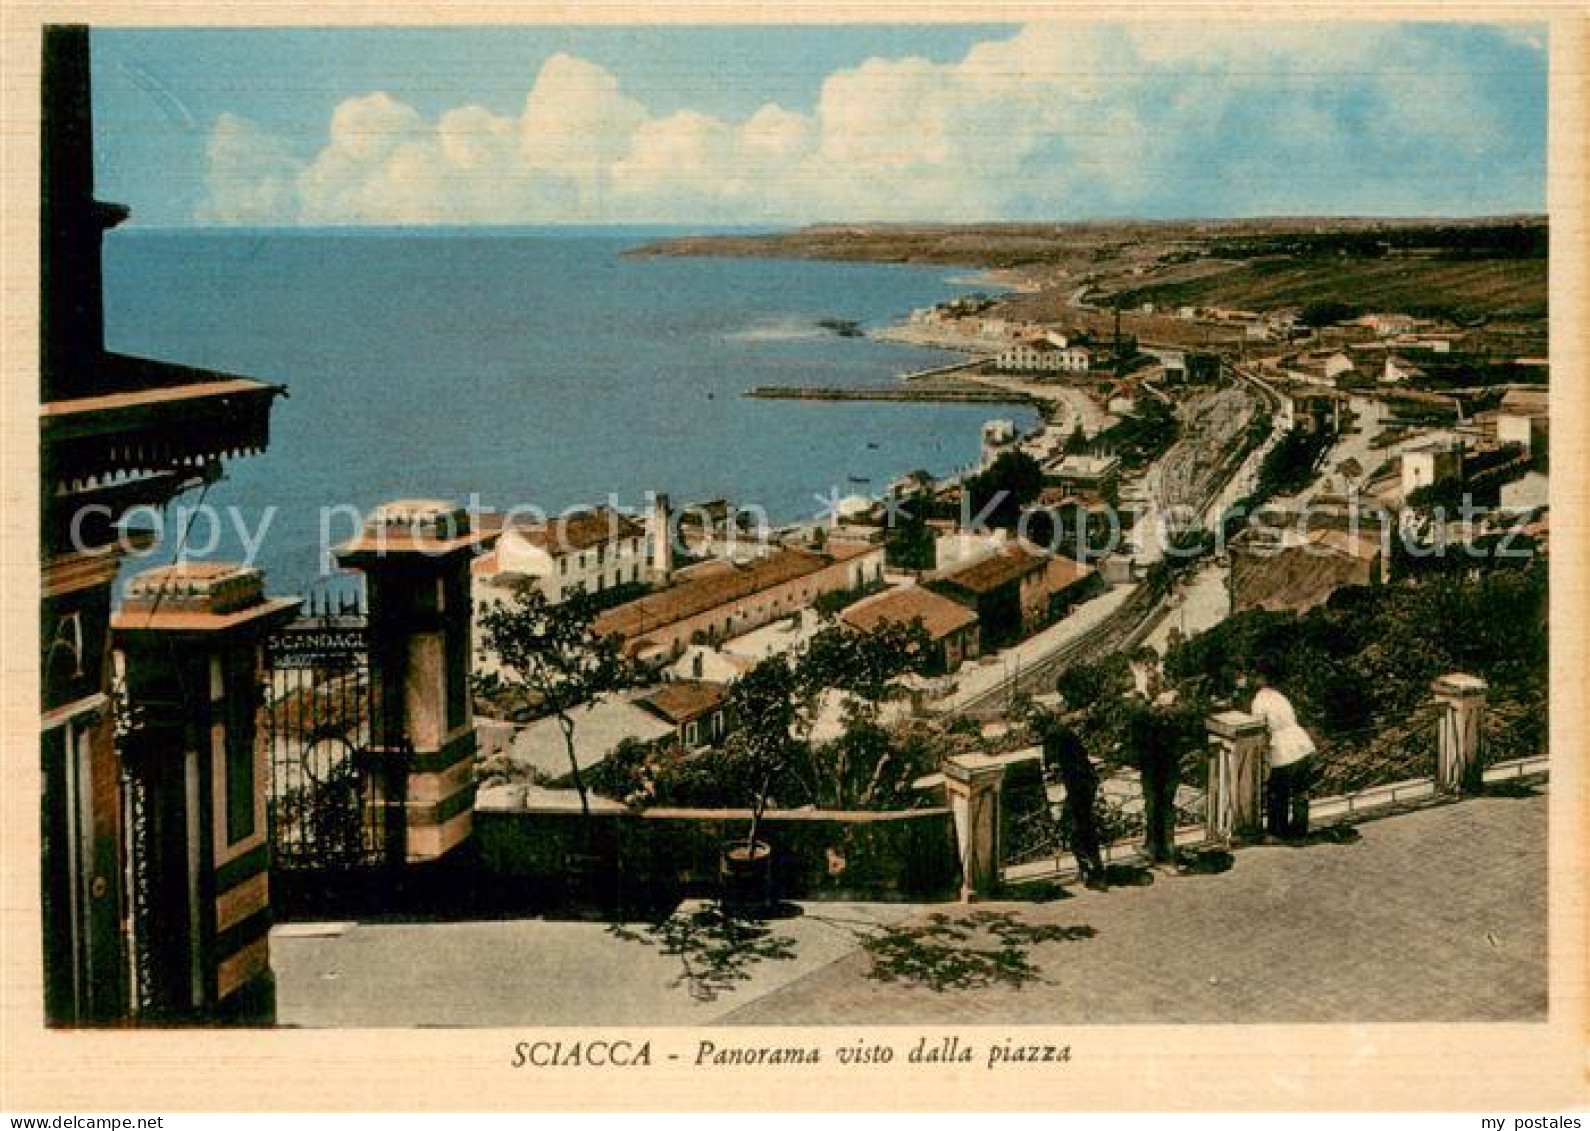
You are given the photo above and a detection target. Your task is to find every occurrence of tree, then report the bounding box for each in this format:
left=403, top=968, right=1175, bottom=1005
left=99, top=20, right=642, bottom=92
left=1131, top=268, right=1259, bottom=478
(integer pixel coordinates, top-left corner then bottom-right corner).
left=1297, top=299, right=1363, bottom=328
left=722, top=654, right=800, bottom=855
left=797, top=619, right=933, bottom=704
left=1063, top=424, right=1090, bottom=456
left=884, top=506, right=936, bottom=571
left=965, top=450, right=1044, bottom=530
left=476, top=584, right=636, bottom=816
left=786, top=619, right=934, bottom=809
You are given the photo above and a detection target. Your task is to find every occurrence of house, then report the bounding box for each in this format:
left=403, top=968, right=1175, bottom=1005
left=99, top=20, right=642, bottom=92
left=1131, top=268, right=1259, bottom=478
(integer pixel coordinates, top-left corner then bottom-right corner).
left=1042, top=553, right=1104, bottom=620
left=475, top=504, right=658, bottom=604
left=1393, top=333, right=1454, bottom=355
left=981, top=418, right=1019, bottom=467
left=595, top=542, right=885, bottom=661
left=1382, top=355, right=1427, bottom=385
left=927, top=545, right=1054, bottom=649
left=1358, top=312, right=1419, bottom=337
left=1495, top=387, right=1549, bottom=456
left=1045, top=453, right=1121, bottom=499
left=1229, top=528, right=1384, bottom=615
left=1496, top=412, right=1549, bottom=455
left=1284, top=350, right=1356, bottom=387
left=994, top=338, right=1091, bottom=374
left=1400, top=439, right=1465, bottom=500
left=841, top=584, right=981, bottom=675
left=637, top=680, right=729, bottom=749
left=1499, top=471, right=1549, bottom=513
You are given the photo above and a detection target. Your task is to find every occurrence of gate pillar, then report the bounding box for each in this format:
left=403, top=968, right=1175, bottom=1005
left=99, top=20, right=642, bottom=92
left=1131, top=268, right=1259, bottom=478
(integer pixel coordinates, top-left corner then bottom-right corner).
left=944, top=754, right=1007, bottom=901
left=337, top=500, right=498, bottom=864
left=112, top=562, right=298, bottom=1022
left=1432, top=673, right=1488, bottom=795
left=1205, top=710, right=1268, bottom=844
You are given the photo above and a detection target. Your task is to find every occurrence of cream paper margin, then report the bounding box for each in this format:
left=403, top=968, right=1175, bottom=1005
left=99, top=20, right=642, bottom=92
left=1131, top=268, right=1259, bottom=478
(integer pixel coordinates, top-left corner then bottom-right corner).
left=0, top=0, right=1584, bottom=1112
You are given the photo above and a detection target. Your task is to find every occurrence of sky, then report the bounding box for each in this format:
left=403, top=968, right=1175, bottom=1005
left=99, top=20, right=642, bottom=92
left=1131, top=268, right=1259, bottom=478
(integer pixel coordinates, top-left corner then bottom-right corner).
left=90, top=23, right=1549, bottom=228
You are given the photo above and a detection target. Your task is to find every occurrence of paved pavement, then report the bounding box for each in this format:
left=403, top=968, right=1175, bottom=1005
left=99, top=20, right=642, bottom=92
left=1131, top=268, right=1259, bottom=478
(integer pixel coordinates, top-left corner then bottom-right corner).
left=272, top=790, right=1545, bottom=1027
left=273, top=901, right=919, bottom=1027
left=726, top=792, right=1547, bottom=1025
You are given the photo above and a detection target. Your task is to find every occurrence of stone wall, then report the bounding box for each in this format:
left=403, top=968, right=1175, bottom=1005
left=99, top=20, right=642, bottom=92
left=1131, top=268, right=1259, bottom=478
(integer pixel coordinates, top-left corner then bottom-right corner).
left=474, top=801, right=959, bottom=903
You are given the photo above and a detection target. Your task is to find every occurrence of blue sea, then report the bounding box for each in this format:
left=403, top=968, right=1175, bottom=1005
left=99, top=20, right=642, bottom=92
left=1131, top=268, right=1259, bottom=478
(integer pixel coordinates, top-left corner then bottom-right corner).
left=103, top=227, right=1034, bottom=595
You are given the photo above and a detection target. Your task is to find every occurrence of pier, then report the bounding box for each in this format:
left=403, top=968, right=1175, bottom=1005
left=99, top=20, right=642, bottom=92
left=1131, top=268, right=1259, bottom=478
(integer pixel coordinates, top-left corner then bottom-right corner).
left=897, top=357, right=991, bottom=382
left=746, top=384, right=1028, bottom=404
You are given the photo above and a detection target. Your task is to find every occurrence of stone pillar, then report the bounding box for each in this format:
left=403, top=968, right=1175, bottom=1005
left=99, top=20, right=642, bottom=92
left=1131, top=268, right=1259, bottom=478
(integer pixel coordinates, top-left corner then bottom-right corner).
left=1432, top=673, right=1488, bottom=795
left=1205, top=710, right=1268, bottom=843
left=944, top=754, right=1006, bottom=901
left=337, top=500, right=498, bottom=864
left=112, top=562, right=299, bottom=1021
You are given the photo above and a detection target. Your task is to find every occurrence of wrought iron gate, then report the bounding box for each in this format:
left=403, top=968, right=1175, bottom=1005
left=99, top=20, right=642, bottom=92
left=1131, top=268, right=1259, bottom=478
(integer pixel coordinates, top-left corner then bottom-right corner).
left=262, top=602, right=407, bottom=873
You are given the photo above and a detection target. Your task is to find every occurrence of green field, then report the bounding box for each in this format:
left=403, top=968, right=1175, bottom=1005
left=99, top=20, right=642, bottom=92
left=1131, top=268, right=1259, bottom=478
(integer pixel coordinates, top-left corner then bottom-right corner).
left=1105, top=254, right=1547, bottom=322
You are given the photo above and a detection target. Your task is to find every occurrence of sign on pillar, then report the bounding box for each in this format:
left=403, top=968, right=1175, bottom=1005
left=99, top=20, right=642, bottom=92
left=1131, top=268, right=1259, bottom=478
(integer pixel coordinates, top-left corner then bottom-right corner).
left=112, top=562, right=298, bottom=1022
left=1432, top=673, right=1488, bottom=796
left=337, top=500, right=499, bottom=864
left=1205, top=710, right=1268, bottom=844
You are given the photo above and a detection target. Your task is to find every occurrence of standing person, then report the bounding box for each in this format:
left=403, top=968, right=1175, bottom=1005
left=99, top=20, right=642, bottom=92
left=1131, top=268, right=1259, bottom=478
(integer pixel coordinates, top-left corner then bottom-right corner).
left=1127, top=649, right=1185, bottom=869
left=1249, top=666, right=1317, bottom=843
left=1041, top=708, right=1107, bottom=891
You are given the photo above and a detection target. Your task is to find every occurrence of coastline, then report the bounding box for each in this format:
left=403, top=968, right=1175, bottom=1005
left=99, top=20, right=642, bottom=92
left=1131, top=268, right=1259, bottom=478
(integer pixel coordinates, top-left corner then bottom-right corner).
left=941, top=267, right=1045, bottom=294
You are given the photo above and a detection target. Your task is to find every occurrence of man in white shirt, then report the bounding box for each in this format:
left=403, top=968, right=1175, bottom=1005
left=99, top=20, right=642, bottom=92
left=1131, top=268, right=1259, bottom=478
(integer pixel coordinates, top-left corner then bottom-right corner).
left=1249, top=669, right=1317, bottom=842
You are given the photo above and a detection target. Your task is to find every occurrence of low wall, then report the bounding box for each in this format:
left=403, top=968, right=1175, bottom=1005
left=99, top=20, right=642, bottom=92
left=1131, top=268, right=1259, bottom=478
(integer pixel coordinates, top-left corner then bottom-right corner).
left=475, top=801, right=959, bottom=903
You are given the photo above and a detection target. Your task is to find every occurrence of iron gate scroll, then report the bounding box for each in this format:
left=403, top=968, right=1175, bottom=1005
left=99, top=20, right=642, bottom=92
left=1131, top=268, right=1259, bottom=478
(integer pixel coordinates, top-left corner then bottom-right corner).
left=263, top=614, right=407, bottom=871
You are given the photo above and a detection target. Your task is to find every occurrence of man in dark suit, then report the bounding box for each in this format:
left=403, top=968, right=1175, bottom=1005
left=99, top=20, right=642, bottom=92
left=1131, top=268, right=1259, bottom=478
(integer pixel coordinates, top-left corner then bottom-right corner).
left=1041, top=708, right=1107, bottom=891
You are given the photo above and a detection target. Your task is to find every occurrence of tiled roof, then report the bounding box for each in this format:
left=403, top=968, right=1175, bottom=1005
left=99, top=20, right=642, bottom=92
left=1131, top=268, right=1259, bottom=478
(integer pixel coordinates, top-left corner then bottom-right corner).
left=596, top=543, right=876, bottom=640
left=1499, top=387, right=1549, bottom=417
left=638, top=680, right=727, bottom=725
left=493, top=507, right=646, bottom=557
left=1044, top=554, right=1096, bottom=591
left=841, top=585, right=978, bottom=641
left=933, top=545, right=1048, bottom=594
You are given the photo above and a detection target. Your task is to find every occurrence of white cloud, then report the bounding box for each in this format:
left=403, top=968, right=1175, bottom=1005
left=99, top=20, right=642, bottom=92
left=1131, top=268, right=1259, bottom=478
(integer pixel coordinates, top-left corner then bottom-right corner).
left=195, top=112, right=304, bottom=224
left=196, top=24, right=1544, bottom=226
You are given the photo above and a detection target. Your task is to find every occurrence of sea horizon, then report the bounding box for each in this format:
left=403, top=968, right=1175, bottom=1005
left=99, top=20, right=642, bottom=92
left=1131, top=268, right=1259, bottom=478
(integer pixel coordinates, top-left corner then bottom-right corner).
left=103, top=225, right=1036, bottom=596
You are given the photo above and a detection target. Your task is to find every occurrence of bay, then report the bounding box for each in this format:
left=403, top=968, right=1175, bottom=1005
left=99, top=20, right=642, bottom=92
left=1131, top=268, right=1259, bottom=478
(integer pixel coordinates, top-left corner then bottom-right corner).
left=103, top=227, right=1035, bottom=594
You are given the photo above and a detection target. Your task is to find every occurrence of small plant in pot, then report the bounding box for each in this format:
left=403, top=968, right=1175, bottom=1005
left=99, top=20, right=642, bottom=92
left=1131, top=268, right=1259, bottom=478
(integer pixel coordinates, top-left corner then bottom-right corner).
left=719, top=655, right=798, bottom=913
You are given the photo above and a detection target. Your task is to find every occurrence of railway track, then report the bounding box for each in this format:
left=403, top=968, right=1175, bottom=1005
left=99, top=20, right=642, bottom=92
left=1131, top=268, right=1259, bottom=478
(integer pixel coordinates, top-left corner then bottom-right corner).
left=952, top=363, right=1282, bottom=719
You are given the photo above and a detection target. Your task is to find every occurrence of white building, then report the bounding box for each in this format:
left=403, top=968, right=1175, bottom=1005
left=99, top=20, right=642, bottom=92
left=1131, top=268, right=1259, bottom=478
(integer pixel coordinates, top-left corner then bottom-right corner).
left=1400, top=440, right=1465, bottom=500
left=1382, top=355, right=1427, bottom=385
left=1358, top=312, right=1419, bottom=337
left=981, top=419, right=1019, bottom=467
left=479, top=505, right=660, bottom=604
left=1494, top=410, right=1545, bottom=454
left=995, top=338, right=1090, bottom=373
left=1499, top=471, right=1548, bottom=513
left=1285, top=351, right=1356, bottom=387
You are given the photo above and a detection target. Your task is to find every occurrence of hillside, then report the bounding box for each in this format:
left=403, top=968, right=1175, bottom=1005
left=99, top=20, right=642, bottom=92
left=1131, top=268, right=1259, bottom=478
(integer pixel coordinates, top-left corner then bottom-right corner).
left=1103, top=254, right=1546, bottom=323
left=631, top=217, right=1548, bottom=326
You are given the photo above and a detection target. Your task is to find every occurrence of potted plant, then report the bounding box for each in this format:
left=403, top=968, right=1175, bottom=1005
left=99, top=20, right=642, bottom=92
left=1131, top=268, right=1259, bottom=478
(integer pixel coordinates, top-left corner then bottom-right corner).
left=719, top=655, right=798, bottom=911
